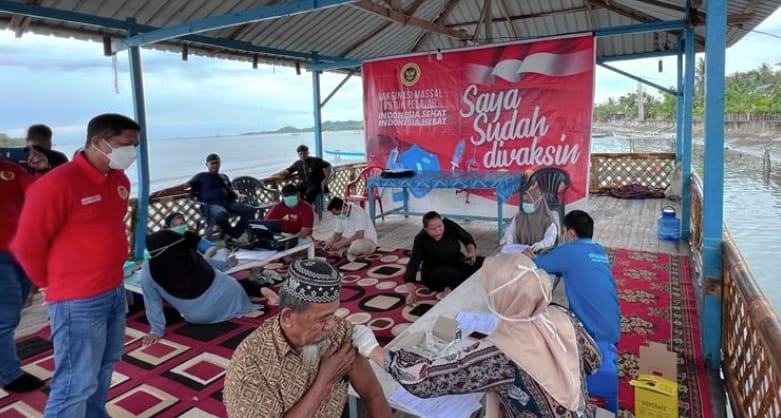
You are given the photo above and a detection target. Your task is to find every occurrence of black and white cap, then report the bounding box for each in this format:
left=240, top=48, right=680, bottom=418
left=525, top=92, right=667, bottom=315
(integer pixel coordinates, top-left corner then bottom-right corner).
left=283, top=259, right=341, bottom=303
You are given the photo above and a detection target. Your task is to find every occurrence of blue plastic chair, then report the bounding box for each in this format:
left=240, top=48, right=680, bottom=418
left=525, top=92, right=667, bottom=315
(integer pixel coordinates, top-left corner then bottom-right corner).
left=586, top=341, right=619, bottom=413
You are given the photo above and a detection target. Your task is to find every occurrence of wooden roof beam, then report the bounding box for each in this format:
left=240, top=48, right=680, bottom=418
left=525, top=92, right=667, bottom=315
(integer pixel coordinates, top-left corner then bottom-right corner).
left=411, top=0, right=460, bottom=51
left=585, top=0, right=704, bottom=47
left=641, top=0, right=754, bottom=26
left=10, top=0, right=42, bottom=38
left=498, top=0, right=519, bottom=39
left=338, top=0, right=426, bottom=57
left=352, top=0, right=470, bottom=42
left=446, top=5, right=594, bottom=28
left=584, top=2, right=598, bottom=31
left=472, top=0, right=491, bottom=43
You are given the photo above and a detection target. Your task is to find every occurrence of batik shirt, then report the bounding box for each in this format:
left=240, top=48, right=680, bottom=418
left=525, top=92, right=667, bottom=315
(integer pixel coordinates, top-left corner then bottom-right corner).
left=223, top=316, right=351, bottom=418
left=383, top=311, right=602, bottom=418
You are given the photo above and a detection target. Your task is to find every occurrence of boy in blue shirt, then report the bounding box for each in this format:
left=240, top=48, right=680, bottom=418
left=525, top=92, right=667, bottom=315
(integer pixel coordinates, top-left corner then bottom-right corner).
left=532, top=210, right=621, bottom=344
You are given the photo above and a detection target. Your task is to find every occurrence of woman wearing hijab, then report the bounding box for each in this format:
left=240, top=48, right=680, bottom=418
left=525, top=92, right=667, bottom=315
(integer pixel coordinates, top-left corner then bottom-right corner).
left=140, top=229, right=278, bottom=345
left=162, top=212, right=238, bottom=271
left=503, top=187, right=559, bottom=254
left=352, top=252, right=602, bottom=417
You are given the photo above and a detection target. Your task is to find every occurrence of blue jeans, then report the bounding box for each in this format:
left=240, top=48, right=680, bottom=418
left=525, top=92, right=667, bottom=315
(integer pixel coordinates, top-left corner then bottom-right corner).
left=0, top=251, right=32, bottom=386
left=207, top=201, right=256, bottom=238
left=44, top=285, right=126, bottom=418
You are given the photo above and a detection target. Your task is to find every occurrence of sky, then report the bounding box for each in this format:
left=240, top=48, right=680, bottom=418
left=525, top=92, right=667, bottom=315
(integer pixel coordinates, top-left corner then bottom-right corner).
left=1, top=8, right=780, bottom=143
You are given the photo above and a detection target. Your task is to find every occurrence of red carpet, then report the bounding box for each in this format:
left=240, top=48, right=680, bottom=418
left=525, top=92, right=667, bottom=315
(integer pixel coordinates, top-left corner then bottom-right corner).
left=3, top=248, right=712, bottom=418
left=610, top=248, right=712, bottom=418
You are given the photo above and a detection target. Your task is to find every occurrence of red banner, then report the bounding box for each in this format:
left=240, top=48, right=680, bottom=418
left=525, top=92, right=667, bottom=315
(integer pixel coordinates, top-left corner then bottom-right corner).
left=363, top=35, right=594, bottom=205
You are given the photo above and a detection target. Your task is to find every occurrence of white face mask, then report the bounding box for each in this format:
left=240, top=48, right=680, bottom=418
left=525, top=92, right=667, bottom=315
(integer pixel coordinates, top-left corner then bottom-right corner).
left=487, top=263, right=567, bottom=352
left=100, top=138, right=137, bottom=170
left=148, top=237, right=185, bottom=259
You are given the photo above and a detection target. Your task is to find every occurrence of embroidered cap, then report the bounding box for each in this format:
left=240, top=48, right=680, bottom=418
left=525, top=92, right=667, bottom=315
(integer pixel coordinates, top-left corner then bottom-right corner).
left=283, top=259, right=341, bottom=303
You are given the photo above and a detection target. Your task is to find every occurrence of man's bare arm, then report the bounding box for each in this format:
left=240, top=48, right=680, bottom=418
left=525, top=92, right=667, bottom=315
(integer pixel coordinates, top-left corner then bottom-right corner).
left=349, top=355, right=392, bottom=418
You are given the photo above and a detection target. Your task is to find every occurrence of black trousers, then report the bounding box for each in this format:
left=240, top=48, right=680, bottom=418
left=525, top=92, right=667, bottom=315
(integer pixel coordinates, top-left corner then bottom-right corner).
left=421, top=256, right=484, bottom=291
left=298, top=181, right=323, bottom=204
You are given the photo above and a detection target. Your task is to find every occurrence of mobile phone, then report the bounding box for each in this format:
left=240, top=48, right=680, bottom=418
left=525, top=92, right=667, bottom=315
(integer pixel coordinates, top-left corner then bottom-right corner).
left=468, top=331, right=488, bottom=340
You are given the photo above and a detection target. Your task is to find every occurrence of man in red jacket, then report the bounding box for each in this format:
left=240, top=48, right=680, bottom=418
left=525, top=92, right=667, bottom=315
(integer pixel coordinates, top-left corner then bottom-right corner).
left=12, top=113, right=140, bottom=417
left=264, top=184, right=314, bottom=238
left=0, top=158, right=44, bottom=393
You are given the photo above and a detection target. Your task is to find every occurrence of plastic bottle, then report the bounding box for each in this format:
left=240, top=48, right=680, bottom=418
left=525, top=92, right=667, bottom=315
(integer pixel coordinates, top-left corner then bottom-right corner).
left=657, top=206, right=681, bottom=240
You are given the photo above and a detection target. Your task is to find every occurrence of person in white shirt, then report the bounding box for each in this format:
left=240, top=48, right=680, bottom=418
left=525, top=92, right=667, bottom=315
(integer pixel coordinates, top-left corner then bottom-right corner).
left=324, top=197, right=378, bottom=261
left=503, top=188, right=559, bottom=253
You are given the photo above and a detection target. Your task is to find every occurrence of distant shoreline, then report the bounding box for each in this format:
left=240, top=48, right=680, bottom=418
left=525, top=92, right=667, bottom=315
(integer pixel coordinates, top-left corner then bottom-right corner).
left=239, top=120, right=364, bottom=136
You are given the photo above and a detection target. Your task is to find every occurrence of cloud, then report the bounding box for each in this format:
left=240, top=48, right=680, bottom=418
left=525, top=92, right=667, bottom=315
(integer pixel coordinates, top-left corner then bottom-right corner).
left=0, top=7, right=779, bottom=139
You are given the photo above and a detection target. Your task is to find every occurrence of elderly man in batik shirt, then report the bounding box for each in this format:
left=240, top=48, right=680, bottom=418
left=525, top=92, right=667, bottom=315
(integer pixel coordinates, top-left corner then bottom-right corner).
left=223, top=259, right=391, bottom=418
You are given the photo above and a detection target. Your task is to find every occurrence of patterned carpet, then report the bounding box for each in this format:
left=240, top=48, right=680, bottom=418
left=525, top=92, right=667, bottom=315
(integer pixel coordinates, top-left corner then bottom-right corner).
left=2, top=248, right=712, bottom=417
left=1, top=246, right=441, bottom=417
left=610, top=248, right=712, bottom=418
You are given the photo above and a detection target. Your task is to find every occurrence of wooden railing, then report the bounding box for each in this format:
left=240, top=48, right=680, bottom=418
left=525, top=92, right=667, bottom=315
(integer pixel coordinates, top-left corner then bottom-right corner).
left=689, top=173, right=781, bottom=418
left=589, top=152, right=676, bottom=193
left=722, top=235, right=781, bottom=418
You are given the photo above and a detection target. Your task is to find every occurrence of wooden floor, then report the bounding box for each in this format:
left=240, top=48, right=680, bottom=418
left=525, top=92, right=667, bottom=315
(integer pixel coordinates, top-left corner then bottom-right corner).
left=311, top=194, right=686, bottom=255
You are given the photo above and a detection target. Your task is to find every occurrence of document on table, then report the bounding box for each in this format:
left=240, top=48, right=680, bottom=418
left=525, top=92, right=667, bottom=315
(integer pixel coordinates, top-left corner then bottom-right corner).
left=456, top=311, right=498, bottom=335
left=388, top=386, right=481, bottom=418
left=232, top=249, right=278, bottom=261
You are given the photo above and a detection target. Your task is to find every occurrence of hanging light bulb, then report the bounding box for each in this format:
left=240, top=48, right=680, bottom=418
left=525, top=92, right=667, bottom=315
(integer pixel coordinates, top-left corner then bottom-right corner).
left=436, top=48, right=443, bottom=61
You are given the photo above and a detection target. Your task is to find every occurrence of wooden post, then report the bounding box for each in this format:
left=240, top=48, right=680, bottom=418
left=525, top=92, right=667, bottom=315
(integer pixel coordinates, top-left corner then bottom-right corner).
left=763, top=148, right=771, bottom=185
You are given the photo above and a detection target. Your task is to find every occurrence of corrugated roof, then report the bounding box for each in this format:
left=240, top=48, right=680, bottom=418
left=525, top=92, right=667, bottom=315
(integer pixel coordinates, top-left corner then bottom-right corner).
left=0, top=0, right=779, bottom=69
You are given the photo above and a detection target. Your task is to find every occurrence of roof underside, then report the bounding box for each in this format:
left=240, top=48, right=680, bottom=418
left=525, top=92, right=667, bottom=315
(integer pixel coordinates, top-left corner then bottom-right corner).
left=0, top=0, right=778, bottom=70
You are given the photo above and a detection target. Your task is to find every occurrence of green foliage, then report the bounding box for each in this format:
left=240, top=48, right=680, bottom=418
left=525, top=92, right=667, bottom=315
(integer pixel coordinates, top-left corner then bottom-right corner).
left=595, top=61, right=781, bottom=119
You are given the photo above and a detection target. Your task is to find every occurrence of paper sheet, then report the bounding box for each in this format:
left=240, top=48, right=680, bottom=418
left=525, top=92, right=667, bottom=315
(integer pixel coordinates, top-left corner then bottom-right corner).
left=388, top=386, right=482, bottom=418
left=500, top=243, right=529, bottom=253
left=232, top=249, right=278, bottom=261
left=456, top=312, right=499, bottom=335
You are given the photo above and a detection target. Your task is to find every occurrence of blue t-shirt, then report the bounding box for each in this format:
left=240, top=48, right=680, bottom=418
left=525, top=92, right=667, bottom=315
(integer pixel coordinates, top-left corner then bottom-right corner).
left=534, top=238, right=621, bottom=344
left=189, top=172, right=232, bottom=206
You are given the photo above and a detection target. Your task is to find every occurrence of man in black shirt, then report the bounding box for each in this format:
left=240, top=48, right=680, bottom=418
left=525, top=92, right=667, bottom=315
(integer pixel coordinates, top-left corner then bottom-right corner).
left=273, top=145, right=332, bottom=204
left=25, top=124, right=69, bottom=174
left=403, top=211, right=484, bottom=306
left=188, top=153, right=256, bottom=238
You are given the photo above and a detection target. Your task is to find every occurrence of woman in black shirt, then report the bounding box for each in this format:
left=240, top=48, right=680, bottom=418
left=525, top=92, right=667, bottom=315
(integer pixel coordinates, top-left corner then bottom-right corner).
left=404, top=211, right=484, bottom=305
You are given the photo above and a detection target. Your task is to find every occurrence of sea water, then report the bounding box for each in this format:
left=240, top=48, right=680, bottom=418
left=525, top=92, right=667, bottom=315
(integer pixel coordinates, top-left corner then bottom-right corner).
left=53, top=130, right=781, bottom=315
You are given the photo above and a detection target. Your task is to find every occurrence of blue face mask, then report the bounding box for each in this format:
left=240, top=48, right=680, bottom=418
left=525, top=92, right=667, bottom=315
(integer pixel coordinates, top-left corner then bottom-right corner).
left=336, top=214, right=347, bottom=221
left=283, top=196, right=298, bottom=208
left=522, top=202, right=536, bottom=214
left=170, top=225, right=187, bottom=235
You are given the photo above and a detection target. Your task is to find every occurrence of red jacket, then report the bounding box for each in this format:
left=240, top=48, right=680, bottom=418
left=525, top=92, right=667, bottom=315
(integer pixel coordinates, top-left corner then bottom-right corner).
left=264, top=200, right=314, bottom=235
left=0, top=160, right=33, bottom=251
left=11, top=152, right=130, bottom=302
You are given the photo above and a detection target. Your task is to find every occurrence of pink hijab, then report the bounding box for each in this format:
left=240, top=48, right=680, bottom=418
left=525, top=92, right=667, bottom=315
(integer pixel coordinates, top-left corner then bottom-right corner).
left=481, top=253, right=584, bottom=413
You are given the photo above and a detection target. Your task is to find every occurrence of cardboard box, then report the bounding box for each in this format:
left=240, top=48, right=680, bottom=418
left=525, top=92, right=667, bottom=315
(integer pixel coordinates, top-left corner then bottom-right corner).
left=638, top=342, right=677, bottom=381
left=630, top=342, right=678, bottom=418
left=392, top=316, right=461, bottom=357
left=630, top=374, right=678, bottom=418
left=432, top=316, right=459, bottom=342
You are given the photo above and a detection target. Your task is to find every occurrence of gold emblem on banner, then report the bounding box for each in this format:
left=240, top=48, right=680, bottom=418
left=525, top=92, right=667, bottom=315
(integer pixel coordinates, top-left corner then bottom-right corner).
left=117, top=185, right=129, bottom=199
left=400, top=63, right=421, bottom=87
left=0, top=170, right=15, bottom=181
